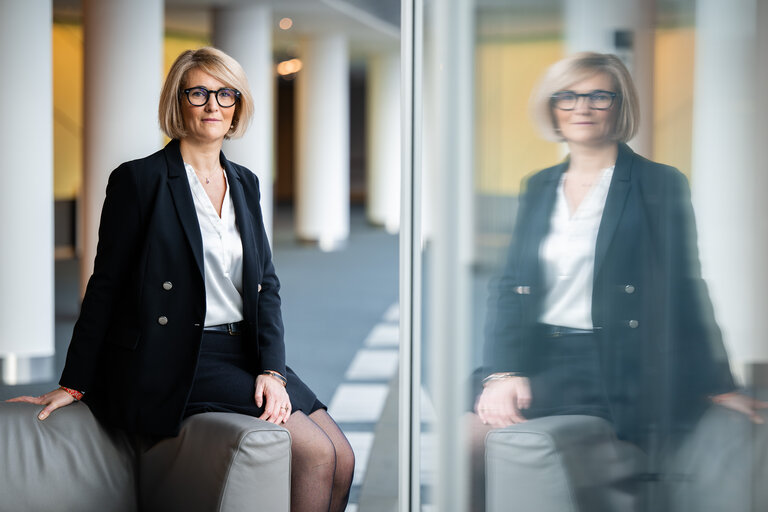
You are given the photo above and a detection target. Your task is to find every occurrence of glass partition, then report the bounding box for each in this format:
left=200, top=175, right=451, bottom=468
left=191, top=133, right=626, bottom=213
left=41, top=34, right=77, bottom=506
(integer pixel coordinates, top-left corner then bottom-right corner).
left=401, top=1, right=768, bottom=510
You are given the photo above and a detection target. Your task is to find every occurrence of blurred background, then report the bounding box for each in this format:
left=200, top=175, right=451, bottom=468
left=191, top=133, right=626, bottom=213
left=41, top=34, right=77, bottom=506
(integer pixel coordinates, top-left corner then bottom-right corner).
left=1, top=0, right=767, bottom=511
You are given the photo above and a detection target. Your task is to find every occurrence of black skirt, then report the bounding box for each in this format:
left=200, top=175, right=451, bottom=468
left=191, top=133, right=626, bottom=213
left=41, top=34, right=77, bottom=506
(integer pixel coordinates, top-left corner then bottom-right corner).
left=473, top=324, right=615, bottom=430
left=184, top=330, right=325, bottom=419
left=523, top=325, right=613, bottom=423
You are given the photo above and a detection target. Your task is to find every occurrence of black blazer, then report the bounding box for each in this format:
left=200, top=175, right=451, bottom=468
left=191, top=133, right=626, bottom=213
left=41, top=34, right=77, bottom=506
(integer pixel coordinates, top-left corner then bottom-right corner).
left=60, top=140, right=284, bottom=436
left=485, top=143, right=735, bottom=442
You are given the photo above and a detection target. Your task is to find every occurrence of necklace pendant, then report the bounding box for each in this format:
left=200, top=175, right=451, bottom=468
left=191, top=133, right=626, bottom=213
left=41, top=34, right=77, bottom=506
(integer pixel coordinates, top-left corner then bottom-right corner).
left=206, top=177, right=210, bottom=184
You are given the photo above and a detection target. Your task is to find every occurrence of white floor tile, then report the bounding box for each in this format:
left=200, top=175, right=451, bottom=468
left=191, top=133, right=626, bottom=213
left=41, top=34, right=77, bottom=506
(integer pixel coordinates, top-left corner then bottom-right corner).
left=328, top=383, right=390, bottom=422
left=345, top=349, right=399, bottom=380
left=383, top=302, right=400, bottom=323
left=364, top=323, right=400, bottom=348
left=344, top=431, right=375, bottom=486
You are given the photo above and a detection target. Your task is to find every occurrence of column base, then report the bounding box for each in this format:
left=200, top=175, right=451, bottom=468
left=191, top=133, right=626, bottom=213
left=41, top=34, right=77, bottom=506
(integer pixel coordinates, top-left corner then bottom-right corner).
left=0, top=355, right=54, bottom=385
left=744, top=363, right=768, bottom=391
left=296, top=235, right=348, bottom=252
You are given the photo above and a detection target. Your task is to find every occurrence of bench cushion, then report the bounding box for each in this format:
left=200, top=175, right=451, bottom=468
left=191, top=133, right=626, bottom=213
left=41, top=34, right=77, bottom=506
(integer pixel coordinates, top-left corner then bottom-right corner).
left=139, top=412, right=291, bottom=512
left=0, top=401, right=137, bottom=512
left=485, top=415, right=643, bottom=512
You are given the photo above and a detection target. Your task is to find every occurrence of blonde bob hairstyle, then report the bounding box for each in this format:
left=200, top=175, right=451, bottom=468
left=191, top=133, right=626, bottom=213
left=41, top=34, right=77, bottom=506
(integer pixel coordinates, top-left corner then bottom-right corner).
left=530, top=52, right=640, bottom=143
left=159, top=47, right=254, bottom=140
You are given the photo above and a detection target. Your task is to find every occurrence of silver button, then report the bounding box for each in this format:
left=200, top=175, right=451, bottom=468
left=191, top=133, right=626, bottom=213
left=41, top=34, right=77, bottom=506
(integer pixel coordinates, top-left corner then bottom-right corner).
left=628, top=319, right=639, bottom=329
left=624, top=284, right=635, bottom=294
left=158, top=316, right=168, bottom=326
left=162, top=281, right=173, bottom=291
left=514, top=286, right=531, bottom=295
left=258, top=284, right=262, bottom=292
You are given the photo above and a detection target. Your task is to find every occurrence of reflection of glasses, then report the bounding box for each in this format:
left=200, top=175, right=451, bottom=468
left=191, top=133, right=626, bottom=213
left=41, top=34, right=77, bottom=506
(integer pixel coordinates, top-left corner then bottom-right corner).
left=182, top=87, right=241, bottom=108
left=551, top=90, right=617, bottom=111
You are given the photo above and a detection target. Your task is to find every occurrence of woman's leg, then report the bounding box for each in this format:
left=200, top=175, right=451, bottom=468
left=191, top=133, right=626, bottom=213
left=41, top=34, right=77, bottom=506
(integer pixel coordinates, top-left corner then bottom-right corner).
left=283, top=411, right=337, bottom=512
left=308, top=409, right=355, bottom=512
left=309, top=409, right=355, bottom=512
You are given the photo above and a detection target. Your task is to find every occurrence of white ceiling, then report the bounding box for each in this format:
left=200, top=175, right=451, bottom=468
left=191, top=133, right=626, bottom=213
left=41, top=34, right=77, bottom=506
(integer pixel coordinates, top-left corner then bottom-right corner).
left=54, top=0, right=400, bottom=57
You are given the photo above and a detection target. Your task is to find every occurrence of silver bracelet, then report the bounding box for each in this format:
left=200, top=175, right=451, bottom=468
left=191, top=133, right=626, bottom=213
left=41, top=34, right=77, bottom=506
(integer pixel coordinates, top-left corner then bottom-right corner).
left=481, top=372, right=521, bottom=387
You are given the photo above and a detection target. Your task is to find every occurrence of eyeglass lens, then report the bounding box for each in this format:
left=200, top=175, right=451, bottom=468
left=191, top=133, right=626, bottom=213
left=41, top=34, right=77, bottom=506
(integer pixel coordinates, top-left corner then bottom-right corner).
left=185, top=87, right=238, bottom=107
left=552, top=91, right=615, bottom=110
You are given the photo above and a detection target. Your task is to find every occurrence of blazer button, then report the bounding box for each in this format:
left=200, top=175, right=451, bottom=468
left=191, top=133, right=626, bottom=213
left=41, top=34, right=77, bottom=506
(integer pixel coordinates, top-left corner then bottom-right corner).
left=624, top=284, right=635, bottom=294
left=513, top=286, right=531, bottom=295
left=162, top=281, right=173, bottom=291
left=158, top=316, right=168, bottom=326
left=628, top=319, right=639, bottom=329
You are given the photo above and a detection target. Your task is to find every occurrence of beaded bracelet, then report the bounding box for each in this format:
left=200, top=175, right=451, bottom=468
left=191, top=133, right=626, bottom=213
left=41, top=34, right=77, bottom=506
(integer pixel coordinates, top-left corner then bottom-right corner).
left=59, top=386, right=84, bottom=401
left=262, top=370, right=287, bottom=387
left=481, top=372, right=521, bottom=387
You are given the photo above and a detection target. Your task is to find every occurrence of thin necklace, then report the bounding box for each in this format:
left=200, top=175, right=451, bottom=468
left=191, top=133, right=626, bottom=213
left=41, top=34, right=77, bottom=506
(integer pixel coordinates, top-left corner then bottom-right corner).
left=200, top=167, right=223, bottom=185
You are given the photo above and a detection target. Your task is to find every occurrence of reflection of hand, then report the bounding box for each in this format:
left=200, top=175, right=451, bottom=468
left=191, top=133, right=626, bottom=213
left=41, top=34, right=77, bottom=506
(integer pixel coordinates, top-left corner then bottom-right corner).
left=711, top=392, right=768, bottom=424
left=255, top=374, right=292, bottom=424
left=475, top=376, right=532, bottom=428
left=6, top=388, right=76, bottom=420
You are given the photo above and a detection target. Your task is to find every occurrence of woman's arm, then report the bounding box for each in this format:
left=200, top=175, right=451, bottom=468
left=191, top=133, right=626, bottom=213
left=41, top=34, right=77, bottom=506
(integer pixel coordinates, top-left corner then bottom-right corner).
left=60, top=164, right=145, bottom=392
left=663, top=170, right=736, bottom=395
left=653, top=168, right=766, bottom=421
left=483, top=173, right=542, bottom=375
left=9, top=164, right=145, bottom=418
left=249, top=175, right=287, bottom=378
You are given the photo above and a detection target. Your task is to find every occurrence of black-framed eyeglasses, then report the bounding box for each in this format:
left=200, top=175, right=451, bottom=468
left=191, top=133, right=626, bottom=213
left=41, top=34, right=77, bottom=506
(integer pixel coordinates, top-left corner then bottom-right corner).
left=182, top=86, right=241, bottom=108
left=551, top=90, right=618, bottom=111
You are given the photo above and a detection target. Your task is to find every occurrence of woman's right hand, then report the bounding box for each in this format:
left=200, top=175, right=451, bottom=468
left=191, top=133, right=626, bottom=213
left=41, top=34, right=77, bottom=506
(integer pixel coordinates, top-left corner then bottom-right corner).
left=6, top=388, right=76, bottom=420
left=475, top=376, right=532, bottom=428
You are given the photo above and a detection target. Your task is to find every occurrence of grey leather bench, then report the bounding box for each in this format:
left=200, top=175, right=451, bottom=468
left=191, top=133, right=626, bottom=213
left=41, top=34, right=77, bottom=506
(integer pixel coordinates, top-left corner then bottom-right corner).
left=0, top=401, right=291, bottom=512
left=485, top=409, right=768, bottom=512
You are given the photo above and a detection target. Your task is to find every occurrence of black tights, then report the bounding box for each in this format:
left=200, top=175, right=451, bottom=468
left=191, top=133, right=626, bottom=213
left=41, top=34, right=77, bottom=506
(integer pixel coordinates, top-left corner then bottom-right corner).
left=284, top=409, right=355, bottom=512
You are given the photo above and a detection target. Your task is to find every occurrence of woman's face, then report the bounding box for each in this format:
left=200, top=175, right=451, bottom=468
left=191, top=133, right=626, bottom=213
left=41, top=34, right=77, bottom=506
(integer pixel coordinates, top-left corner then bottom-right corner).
left=180, top=68, right=236, bottom=145
left=552, top=72, right=617, bottom=147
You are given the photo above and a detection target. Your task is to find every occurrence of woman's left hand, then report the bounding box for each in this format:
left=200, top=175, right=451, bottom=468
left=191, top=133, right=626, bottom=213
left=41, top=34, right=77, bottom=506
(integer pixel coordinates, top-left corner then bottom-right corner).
left=255, top=374, right=292, bottom=424
left=711, top=392, right=768, bottom=424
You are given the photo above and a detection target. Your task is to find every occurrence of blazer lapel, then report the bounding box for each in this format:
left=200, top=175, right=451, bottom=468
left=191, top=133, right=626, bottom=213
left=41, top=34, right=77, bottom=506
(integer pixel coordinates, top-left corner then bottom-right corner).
left=593, top=143, right=633, bottom=278
left=518, top=161, right=565, bottom=294
left=221, top=155, right=260, bottom=317
left=164, top=140, right=204, bottom=279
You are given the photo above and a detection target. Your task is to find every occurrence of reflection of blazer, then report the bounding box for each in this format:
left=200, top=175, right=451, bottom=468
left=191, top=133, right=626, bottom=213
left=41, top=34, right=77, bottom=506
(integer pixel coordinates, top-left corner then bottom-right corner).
left=60, top=139, right=283, bottom=437
left=485, top=143, right=735, bottom=442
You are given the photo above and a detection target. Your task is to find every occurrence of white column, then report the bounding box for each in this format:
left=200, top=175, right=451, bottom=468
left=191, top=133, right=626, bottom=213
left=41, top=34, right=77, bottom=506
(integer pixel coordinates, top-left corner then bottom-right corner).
left=366, top=51, right=401, bottom=233
left=295, top=34, right=350, bottom=250
left=213, top=5, right=275, bottom=243
left=0, top=0, right=54, bottom=384
left=429, top=0, right=475, bottom=510
left=81, top=0, right=163, bottom=292
left=691, top=0, right=768, bottom=384
left=564, top=0, right=655, bottom=157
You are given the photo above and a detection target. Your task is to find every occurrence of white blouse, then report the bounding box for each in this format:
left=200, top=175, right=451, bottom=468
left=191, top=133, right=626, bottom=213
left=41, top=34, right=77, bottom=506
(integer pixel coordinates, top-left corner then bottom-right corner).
left=538, top=166, right=614, bottom=329
left=184, top=163, right=244, bottom=327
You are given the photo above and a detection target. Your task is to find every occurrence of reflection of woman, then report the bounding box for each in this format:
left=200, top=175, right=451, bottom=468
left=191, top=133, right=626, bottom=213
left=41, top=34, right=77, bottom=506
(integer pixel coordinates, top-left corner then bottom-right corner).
left=473, top=53, right=764, bottom=448
left=10, top=48, right=353, bottom=512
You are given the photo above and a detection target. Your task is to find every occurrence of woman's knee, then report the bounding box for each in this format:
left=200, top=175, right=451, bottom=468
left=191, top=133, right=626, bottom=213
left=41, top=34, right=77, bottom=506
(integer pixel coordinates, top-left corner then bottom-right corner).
left=286, top=415, right=338, bottom=472
left=301, top=437, right=337, bottom=472
left=334, top=437, right=355, bottom=483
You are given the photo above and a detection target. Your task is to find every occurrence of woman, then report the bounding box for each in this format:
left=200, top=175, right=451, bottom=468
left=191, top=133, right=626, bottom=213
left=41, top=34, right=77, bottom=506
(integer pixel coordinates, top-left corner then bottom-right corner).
left=470, top=52, right=765, bottom=506
left=10, top=47, right=353, bottom=512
